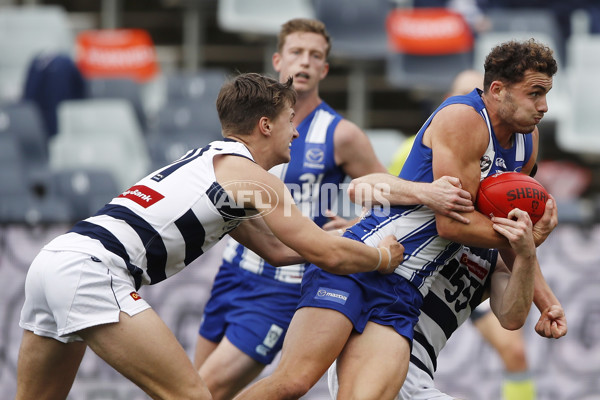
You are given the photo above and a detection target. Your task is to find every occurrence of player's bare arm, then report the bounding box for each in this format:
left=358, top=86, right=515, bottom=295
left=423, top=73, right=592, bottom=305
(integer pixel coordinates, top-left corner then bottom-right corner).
left=230, top=217, right=304, bottom=267
left=333, top=119, right=387, bottom=178
left=215, top=155, right=404, bottom=275
left=428, top=104, right=512, bottom=248
left=489, top=208, right=536, bottom=330
left=347, top=173, right=473, bottom=223
left=321, top=119, right=387, bottom=231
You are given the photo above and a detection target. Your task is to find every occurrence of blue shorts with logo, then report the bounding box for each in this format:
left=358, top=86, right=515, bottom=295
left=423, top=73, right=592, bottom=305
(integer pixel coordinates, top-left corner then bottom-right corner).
left=298, top=238, right=423, bottom=341
left=199, top=262, right=300, bottom=364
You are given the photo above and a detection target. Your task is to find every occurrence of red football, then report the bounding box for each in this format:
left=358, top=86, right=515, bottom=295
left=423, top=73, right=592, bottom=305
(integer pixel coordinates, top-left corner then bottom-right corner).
left=476, top=172, right=548, bottom=224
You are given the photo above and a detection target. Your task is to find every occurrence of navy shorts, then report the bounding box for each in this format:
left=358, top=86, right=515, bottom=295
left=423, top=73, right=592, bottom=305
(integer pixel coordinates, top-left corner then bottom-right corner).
left=298, top=264, right=423, bottom=341
left=199, top=262, right=300, bottom=364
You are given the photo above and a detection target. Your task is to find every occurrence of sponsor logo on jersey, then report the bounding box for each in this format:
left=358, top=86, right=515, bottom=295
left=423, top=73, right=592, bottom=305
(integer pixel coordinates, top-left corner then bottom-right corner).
left=119, top=185, right=164, bottom=208
left=130, top=291, right=142, bottom=301
left=460, top=253, right=488, bottom=280
left=315, top=287, right=349, bottom=305
left=303, top=144, right=326, bottom=170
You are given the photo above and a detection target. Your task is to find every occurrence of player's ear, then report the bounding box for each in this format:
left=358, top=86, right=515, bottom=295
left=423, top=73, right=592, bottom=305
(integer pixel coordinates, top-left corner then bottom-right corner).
left=320, top=62, right=329, bottom=80
left=489, top=80, right=504, bottom=99
left=259, top=116, right=271, bottom=136
left=272, top=52, right=282, bottom=72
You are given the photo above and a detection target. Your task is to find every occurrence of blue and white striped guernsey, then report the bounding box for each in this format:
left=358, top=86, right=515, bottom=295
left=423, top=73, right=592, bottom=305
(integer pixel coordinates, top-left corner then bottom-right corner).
left=222, top=101, right=346, bottom=284
left=410, top=246, right=497, bottom=378
left=43, top=139, right=254, bottom=289
left=348, top=88, right=533, bottom=296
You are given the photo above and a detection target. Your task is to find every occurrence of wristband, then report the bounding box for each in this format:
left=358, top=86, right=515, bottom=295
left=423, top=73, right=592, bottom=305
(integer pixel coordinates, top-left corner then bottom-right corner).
left=383, top=247, right=392, bottom=271
left=373, top=247, right=383, bottom=271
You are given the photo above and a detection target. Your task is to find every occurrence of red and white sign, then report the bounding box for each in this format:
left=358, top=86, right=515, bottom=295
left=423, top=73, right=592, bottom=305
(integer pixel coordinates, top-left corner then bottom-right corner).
left=386, top=8, right=474, bottom=55
left=75, top=29, right=159, bottom=82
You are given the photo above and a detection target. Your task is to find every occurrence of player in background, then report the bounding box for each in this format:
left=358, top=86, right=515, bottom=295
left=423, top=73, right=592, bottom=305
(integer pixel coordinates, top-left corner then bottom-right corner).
left=15, top=73, right=410, bottom=400
left=390, top=69, right=539, bottom=400
left=193, top=18, right=473, bottom=400
left=234, top=39, right=560, bottom=400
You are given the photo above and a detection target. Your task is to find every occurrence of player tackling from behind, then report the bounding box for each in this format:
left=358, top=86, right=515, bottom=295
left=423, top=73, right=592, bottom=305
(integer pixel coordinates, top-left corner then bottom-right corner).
left=234, top=39, right=560, bottom=400
left=15, top=72, right=408, bottom=400
left=193, top=18, right=474, bottom=400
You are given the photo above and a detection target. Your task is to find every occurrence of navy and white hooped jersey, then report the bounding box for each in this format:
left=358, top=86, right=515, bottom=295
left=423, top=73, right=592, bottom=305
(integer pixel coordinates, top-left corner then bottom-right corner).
left=43, top=139, right=254, bottom=289
left=410, top=246, right=497, bottom=378
left=348, top=88, right=533, bottom=296
left=222, top=101, right=345, bottom=284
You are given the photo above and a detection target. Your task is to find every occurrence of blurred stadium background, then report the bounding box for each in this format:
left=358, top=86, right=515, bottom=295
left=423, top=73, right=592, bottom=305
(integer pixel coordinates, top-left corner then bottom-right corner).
left=0, top=0, right=599, bottom=399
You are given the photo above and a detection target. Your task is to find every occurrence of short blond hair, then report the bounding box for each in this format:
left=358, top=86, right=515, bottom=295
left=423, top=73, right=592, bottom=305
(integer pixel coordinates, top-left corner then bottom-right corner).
left=277, top=18, right=331, bottom=57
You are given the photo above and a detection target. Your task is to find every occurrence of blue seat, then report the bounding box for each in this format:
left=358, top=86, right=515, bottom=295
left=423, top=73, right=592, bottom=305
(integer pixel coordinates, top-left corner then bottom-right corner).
left=0, top=101, right=49, bottom=170
left=386, top=51, right=473, bottom=93
left=49, top=168, right=120, bottom=221
left=165, top=69, right=227, bottom=103
left=147, top=100, right=223, bottom=141
left=313, top=0, right=393, bottom=126
left=50, top=99, right=151, bottom=191
left=146, top=131, right=210, bottom=171
left=313, top=0, right=392, bottom=60
left=0, top=166, right=72, bottom=225
left=86, top=78, right=147, bottom=131
left=217, top=0, right=315, bottom=35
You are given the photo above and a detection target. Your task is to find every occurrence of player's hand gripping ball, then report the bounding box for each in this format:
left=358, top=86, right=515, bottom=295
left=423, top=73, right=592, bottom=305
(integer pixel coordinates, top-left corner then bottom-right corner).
left=476, top=172, right=548, bottom=224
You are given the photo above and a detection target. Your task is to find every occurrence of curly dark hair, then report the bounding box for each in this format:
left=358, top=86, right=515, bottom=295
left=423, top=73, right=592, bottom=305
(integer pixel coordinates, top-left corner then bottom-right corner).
left=483, top=38, right=557, bottom=91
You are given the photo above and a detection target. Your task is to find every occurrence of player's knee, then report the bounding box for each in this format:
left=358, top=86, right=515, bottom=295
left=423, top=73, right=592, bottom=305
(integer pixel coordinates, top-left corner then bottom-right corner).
left=272, top=373, right=314, bottom=399
left=155, top=377, right=212, bottom=400
left=499, top=342, right=528, bottom=371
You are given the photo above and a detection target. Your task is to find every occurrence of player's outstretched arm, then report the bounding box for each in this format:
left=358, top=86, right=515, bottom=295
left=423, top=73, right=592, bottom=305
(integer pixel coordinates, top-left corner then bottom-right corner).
left=218, top=157, right=404, bottom=275
left=347, top=173, right=473, bottom=223
left=230, top=217, right=304, bottom=267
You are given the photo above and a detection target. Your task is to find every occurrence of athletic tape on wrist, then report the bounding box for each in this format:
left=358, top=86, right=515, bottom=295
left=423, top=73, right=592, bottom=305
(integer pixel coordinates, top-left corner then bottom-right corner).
left=373, top=247, right=383, bottom=271
left=383, top=247, right=392, bottom=271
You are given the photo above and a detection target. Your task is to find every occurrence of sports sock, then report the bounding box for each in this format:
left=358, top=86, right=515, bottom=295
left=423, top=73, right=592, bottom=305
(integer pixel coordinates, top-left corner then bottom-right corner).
left=502, top=371, right=535, bottom=400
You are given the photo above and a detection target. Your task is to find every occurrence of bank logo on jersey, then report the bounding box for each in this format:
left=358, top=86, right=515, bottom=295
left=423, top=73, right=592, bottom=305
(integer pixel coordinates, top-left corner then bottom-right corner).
left=303, top=144, right=326, bottom=170
left=459, top=253, right=489, bottom=281
left=118, top=185, right=164, bottom=208
left=315, top=287, right=349, bottom=304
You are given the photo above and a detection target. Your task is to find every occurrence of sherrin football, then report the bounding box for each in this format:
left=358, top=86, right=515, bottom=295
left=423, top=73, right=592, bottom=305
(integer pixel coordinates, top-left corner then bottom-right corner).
left=476, top=171, right=548, bottom=224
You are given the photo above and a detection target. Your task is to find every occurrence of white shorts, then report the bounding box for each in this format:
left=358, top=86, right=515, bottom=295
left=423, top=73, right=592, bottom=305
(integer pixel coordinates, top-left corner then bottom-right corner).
left=19, top=249, right=151, bottom=343
left=327, top=360, right=456, bottom=400
left=397, top=362, right=455, bottom=400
